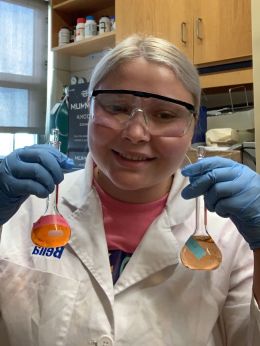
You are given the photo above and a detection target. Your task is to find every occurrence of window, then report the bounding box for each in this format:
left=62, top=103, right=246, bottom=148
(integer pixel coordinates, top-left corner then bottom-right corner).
left=0, top=0, right=48, bottom=156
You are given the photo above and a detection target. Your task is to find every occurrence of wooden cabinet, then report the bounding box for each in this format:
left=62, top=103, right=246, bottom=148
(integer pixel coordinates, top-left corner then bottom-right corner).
left=50, top=0, right=253, bottom=88
left=193, top=0, right=252, bottom=65
left=116, top=0, right=252, bottom=66
left=116, top=0, right=193, bottom=60
left=52, top=0, right=252, bottom=65
left=51, top=0, right=116, bottom=56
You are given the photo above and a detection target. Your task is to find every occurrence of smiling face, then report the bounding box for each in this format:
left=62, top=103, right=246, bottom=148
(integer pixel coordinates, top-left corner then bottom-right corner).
left=88, top=57, right=195, bottom=203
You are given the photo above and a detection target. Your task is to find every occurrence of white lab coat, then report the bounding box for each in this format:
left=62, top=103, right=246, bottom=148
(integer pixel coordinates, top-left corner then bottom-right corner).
left=0, top=154, right=260, bottom=346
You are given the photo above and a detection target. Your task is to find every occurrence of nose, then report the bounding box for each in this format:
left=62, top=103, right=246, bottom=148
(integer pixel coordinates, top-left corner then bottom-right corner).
left=121, top=109, right=151, bottom=143
left=129, top=108, right=148, bottom=125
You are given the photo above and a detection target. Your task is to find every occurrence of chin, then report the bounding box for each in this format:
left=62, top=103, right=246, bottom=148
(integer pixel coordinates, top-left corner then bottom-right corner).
left=110, top=174, right=149, bottom=191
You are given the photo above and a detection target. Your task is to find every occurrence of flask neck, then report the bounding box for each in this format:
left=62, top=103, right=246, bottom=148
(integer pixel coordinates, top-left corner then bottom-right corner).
left=45, top=185, right=60, bottom=215
left=194, top=195, right=208, bottom=236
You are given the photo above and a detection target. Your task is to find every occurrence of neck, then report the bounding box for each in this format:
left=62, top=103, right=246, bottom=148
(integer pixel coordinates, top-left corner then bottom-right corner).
left=94, top=167, right=172, bottom=203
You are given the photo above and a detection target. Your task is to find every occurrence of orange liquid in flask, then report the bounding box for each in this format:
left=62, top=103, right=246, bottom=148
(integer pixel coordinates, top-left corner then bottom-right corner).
left=31, top=129, right=71, bottom=248
left=180, top=235, right=222, bottom=270
left=31, top=185, right=71, bottom=248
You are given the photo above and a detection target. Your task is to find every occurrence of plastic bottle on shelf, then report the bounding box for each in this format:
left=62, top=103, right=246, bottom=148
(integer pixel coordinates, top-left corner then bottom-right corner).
left=58, top=27, right=70, bottom=46
left=85, top=15, right=97, bottom=37
left=98, top=16, right=111, bottom=34
left=75, top=17, right=86, bottom=42
left=78, top=76, right=87, bottom=84
left=110, top=16, right=116, bottom=31
left=70, top=26, right=76, bottom=42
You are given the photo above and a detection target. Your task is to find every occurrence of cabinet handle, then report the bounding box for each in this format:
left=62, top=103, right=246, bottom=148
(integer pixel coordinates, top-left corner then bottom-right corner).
left=196, top=17, right=203, bottom=40
left=181, top=22, right=187, bottom=43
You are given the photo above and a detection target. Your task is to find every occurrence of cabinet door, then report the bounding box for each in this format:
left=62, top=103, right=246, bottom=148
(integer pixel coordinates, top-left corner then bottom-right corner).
left=193, top=0, right=252, bottom=65
left=116, top=0, right=193, bottom=60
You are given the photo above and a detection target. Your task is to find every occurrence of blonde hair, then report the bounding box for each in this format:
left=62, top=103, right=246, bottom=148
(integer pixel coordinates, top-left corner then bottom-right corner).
left=88, top=34, right=201, bottom=114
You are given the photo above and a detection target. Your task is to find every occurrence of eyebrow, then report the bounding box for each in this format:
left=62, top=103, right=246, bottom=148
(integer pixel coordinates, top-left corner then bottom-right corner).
left=91, top=89, right=195, bottom=112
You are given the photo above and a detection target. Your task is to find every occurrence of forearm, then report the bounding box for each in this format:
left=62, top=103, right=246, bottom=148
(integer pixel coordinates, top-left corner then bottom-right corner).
left=253, top=249, right=260, bottom=306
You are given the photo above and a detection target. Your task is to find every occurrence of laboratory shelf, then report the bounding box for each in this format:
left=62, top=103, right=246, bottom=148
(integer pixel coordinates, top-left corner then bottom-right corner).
left=52, top=0, right=114, bottom=13
left=52, top=31, right=116, bottom=57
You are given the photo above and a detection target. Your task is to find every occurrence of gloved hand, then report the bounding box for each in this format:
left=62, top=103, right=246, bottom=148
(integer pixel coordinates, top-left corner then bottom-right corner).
left=181, top=156, right=260, bottom=250
left=0, top=144, right=74, bottom=225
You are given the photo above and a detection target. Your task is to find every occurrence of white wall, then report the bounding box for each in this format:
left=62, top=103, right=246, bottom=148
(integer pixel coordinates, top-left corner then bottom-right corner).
left=70, top=51, right=106, bottom=81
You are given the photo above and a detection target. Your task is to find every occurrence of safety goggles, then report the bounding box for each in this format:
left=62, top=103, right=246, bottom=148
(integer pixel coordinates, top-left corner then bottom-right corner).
left=89, top=89, right=196, bottom=137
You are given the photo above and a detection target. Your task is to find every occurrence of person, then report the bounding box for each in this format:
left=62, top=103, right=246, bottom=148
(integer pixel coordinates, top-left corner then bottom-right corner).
left=0, top=34, right=260, bottom=346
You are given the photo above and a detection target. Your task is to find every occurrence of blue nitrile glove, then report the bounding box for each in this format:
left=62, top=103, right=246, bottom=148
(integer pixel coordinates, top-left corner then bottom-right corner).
left=181, top=157, right=260, bottom=250
left=0, top=144, right=74, bottom=225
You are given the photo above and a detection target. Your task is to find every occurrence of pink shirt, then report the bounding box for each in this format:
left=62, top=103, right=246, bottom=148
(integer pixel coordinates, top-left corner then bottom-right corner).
left=93, top=179, right=168, bottom=253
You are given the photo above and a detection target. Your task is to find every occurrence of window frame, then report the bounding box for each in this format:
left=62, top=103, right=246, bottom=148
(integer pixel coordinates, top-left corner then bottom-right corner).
left=0, top=0, right=48, bottom=134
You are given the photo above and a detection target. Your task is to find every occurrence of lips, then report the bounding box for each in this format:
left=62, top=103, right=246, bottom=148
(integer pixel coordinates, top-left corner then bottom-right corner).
left=113, top=150, right=155, bottom=161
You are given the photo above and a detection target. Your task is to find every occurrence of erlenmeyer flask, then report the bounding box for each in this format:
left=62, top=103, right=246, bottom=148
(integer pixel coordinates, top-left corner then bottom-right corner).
left=31, top=129, right=71, bottom=248
left=180, top=147, right=222, bottom=270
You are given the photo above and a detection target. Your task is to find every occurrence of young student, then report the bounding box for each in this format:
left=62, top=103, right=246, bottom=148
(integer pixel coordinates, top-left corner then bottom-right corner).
left=0, top=34, right=260, bottom=346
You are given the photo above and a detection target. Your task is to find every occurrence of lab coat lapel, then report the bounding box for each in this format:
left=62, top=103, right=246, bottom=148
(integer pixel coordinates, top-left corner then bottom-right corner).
left=60, top=155, right=114, bottom=304
left=66, top=190, right=114, bottom=304
left=114, top=209, right=180, bottom=294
